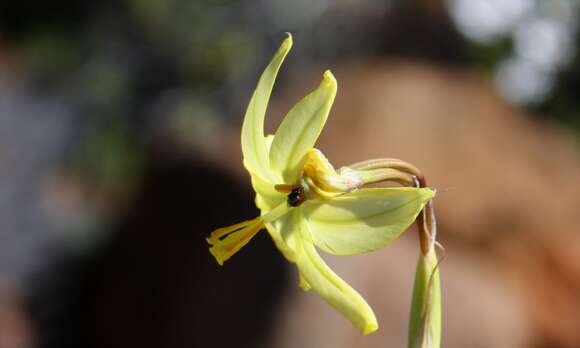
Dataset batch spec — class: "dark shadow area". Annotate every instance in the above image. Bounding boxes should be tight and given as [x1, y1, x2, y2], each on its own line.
[26, 149, 290, 348]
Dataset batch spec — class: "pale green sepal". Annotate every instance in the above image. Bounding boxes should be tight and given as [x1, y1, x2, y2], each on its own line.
[408, 249, 441, 348]
[296, 216, 378, 335]
[298, 273, 312, 291]
[302, 187, 434, 255]
[252, 174, 285, 211]
[242, 34, 292, 183]
[265, 208, 299, 262]
[269, 70, 337, 183]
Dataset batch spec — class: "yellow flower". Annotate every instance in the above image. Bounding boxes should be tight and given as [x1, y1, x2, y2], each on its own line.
[207, 33, 434, 335]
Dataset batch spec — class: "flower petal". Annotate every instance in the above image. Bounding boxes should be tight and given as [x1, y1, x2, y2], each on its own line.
[302, 187, 434, 255]
[296, 218, 378, 335]
[251, 134, 285, 211]
[269, 70, 337, 183]
[298, 273, 312, 291]
[242, 34, 292, 183]
[252, 174, 285, 211]
[265, 208, 299, 262]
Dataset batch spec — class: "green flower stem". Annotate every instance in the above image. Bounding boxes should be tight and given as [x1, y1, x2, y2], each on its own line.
[416, 200, 436, 255]
[410, 183, 441, 348]
[408, 246, 441, 348]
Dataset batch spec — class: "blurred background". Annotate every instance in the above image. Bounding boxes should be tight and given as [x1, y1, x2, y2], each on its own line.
[1, 0, 580, 347]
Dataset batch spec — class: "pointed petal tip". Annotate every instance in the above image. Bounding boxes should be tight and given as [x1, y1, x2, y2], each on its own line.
[362, 321, 379, 336]
[298, 273, 312, 291]
[322, 70, 337, 87]
[423, 187, 436, 200]
[281, 32, 293, 50]
[241, 31, 292, 181]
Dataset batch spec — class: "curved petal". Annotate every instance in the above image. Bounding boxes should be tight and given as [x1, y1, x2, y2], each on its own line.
[252, 134, 285, 211]
[269, 70, 337, 184]
[242, 34, 292, 183]
[296, 217, 378, 335]
[298, 273, 312, 291]
[265, 208, 300, 262]
[301, 187, 434, 255]
[252, 174, 285, 211]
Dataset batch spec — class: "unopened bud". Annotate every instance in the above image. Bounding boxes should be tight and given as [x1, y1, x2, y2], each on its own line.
[408, 248, 441, 348]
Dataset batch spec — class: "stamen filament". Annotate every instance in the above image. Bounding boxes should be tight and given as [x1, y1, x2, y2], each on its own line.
[417, 200, 437, 254]
[274, 184, 295, 193]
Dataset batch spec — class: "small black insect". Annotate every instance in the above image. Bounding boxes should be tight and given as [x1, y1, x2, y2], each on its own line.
[287, 186, 305, 207]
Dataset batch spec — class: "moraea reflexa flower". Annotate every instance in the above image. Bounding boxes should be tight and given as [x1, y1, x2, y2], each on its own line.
[206, 33, 434, 335]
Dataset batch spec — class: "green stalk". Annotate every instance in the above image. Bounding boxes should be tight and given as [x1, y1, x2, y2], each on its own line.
[408, 248, 441, 348]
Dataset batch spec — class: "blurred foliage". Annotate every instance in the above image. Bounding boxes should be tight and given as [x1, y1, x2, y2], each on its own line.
[74, 121, 144, 194]
[446, 0, 580, 134]
[0, 0, 579, 186]
[467, 38, 514, 72]
[533, 48, 580, 132]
